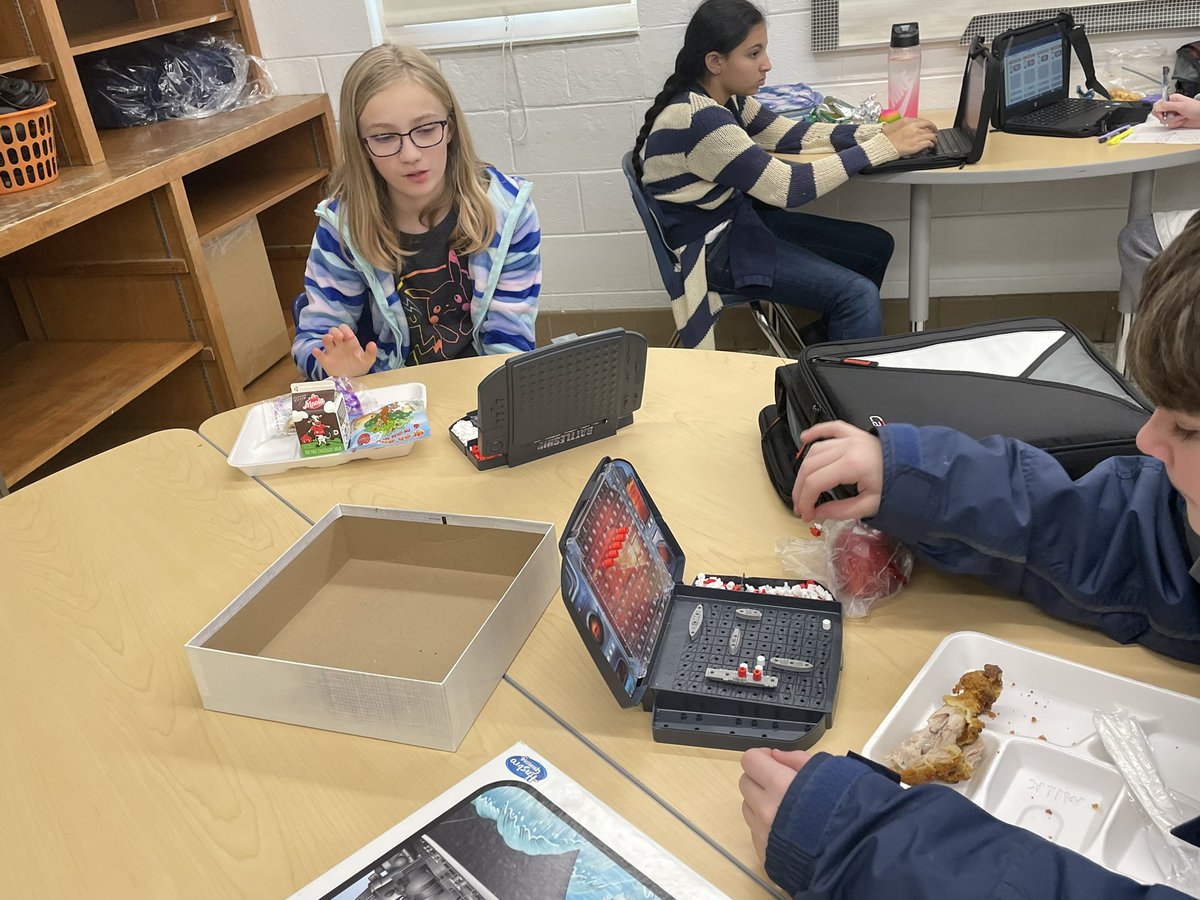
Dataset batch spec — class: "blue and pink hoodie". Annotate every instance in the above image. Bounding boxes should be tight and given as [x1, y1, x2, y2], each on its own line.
[293, 166, 540, 378]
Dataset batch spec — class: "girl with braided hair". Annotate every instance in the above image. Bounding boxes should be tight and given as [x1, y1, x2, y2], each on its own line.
[633, 0, 935, 348]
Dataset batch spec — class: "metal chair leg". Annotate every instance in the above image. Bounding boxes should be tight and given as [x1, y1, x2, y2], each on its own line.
[749, 301, 791, 358]
[768, 302, 806, 350]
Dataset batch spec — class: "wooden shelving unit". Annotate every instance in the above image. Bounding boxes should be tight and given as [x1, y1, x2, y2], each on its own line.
[0, 0, 333, 490]
[191, 166, 328, 242]
[0, 341, 202, 484]
[0, 55, 44, 75]
[68, 11, 237, 56]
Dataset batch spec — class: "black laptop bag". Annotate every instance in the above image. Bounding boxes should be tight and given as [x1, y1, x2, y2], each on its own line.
[759, 317, 1153, 506]
[990, 13, 1137, 138]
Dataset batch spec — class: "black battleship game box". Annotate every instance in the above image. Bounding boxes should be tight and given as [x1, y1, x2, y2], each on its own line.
[560, 458, 844, 751]
[449, 329, 647, 470]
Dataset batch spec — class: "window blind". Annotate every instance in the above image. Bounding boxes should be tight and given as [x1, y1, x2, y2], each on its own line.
[385, 0, 625, 28]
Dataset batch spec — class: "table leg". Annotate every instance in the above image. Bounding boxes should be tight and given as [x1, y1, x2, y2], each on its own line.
[908, 183, 933, 332]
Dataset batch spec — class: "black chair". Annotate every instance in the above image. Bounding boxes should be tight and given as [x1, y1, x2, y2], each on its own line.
[620, 151, 804, 357]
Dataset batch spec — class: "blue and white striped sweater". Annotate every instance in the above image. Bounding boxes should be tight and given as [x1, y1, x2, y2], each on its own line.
[293, 167, 540, 378]
[641, 89, 898, 348]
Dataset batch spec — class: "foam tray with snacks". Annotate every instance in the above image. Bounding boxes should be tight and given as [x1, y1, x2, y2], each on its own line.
[862, 632, 1200, 887]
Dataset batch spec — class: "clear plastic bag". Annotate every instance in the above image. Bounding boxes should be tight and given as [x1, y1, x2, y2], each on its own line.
[776, 519, 913, 618]
[1103, 42, 1173, 100]
[1095, 709, 1200, 895]
[78, 32, 276, 129]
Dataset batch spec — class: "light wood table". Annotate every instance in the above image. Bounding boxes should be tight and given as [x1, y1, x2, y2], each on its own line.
[0, 428, 767, 898]
[777, 108, 1200, 365]
[200, 348, 1200, 880]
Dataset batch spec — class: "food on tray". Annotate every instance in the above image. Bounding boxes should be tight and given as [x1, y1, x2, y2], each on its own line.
[885, 664, 1003, 785]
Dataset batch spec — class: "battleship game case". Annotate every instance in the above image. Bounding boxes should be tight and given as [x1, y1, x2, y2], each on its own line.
[560, 457, 844, 751]
[449, 329, 648, 469]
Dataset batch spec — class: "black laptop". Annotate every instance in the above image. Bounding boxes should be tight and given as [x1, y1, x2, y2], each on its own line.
[863, 37, 998, 174]
[993, 18, 1120, 137]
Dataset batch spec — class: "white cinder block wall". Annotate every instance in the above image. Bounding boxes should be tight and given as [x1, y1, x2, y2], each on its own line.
[249, 0, 1200, 312]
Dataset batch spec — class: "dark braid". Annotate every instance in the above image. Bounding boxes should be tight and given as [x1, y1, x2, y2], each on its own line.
[631, 0, 765, 183]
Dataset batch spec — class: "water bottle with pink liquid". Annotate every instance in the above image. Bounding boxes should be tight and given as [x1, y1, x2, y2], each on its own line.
[888, 22, 921, 119]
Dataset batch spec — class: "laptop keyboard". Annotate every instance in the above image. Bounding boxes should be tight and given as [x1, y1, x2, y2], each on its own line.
[909, 129, 972, 159]
[1012, 98, 1102, 126]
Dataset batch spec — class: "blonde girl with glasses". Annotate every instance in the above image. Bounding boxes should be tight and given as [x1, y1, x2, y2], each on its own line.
[293, 43, 540, 377]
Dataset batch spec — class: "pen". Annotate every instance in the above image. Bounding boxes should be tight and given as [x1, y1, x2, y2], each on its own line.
[1106, 127, 1137, 146]
[1097, 124, 1134, 143]
[1163, 65, 1171, 104]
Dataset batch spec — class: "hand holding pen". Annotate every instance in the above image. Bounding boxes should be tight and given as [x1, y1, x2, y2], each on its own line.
[1153, 94, 1200, 129]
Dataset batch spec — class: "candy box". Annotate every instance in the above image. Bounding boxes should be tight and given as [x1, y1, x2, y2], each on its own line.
[291, 379, 350, 458]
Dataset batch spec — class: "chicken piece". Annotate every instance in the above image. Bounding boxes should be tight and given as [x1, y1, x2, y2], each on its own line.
[885, 664, 1003, 785]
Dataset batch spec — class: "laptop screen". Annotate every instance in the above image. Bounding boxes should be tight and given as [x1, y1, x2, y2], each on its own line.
[962, 51, 987, 137]
[1003, 25, 1066, 110]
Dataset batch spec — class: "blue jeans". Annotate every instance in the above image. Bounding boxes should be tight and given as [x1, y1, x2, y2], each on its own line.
[705, 208, 892, 341]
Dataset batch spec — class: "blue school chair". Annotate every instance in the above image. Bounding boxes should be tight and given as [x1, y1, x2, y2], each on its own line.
[620, 151, 804, 358]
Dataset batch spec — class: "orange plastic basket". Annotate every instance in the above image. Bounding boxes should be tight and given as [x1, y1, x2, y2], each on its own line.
[0, 100, 59, 195]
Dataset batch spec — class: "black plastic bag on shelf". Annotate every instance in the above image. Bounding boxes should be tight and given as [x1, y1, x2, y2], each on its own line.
[78, 31, 276, 129]
[0, 75, 50, 115]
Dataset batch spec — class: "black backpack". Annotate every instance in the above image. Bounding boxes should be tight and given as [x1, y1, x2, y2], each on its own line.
[759, 318, 1152, 507]
[1173, 41, 1200, 98]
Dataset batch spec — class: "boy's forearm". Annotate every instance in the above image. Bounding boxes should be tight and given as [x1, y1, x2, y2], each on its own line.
[768, 754, 1190, 899]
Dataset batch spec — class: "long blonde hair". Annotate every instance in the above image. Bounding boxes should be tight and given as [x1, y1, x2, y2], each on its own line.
[329, 43, 493, 271]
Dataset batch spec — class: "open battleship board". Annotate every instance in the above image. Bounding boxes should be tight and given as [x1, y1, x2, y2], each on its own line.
[560, 457, 844, 751]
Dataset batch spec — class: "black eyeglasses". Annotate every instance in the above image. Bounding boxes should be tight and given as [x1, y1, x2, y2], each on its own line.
[361, 120, 449, 157]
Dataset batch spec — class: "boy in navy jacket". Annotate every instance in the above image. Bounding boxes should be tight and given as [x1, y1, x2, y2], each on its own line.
[740, 220, 1200, 898]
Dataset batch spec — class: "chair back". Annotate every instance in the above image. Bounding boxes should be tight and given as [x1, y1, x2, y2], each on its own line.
[291, 291, 307, 328]
[621, 151, 679, 291]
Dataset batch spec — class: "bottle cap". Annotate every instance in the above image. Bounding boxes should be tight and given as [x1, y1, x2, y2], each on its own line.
[890, 22, 920, 48]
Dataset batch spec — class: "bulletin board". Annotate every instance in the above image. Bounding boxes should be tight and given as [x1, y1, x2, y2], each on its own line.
[812, 0, 1200, 51]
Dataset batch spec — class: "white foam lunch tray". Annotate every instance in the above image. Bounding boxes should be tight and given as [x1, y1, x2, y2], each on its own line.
[227, 382, 427, 476]
[862, 632, 1199, 887]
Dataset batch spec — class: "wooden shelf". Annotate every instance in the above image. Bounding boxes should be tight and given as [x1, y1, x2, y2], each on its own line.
[0, 340, 201, 485]
[68, 11, 236, 56]
[0, 55, 43, 75]
[191, 166, 329, 242]
[0, 95, 328, 257]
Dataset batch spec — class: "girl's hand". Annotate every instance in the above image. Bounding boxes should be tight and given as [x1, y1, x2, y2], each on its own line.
[740, 748, 813, 865]
[1153, 94, 1200, 128]
[311, 324, 378, 377]
[882, 117, 938, 156]
[882, 116, 936, 137]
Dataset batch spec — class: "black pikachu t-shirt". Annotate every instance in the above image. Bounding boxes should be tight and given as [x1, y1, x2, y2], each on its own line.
[397, 207, 478, 364]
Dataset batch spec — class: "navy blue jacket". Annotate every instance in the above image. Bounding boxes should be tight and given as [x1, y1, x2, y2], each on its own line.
[764, 426, 1199, 899]
[767, 754, 1192, 899]
[871, 424, 1200, 664]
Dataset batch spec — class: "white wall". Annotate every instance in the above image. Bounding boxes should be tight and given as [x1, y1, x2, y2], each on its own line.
[248, 0, 1200, 312]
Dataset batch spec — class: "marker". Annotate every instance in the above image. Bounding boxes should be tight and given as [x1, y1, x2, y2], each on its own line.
[1106, 127, 1137, 147]
[1097, 124, 1134, 143]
